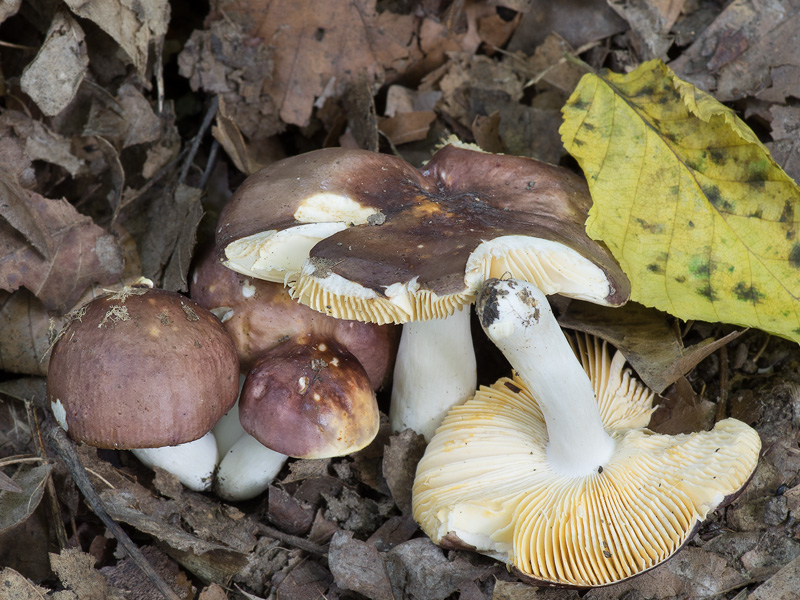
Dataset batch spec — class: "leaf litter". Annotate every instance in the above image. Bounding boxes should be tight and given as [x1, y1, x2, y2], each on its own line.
[1, 0, 800, 598]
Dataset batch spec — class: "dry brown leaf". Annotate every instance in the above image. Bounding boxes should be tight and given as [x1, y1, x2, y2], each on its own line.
[0, 464, 52, 533]
[382, 429, 426, 515]
[83, 83, 162, 149]
[63, 0, 170, 80]
[648, 376, 716, 435]
[378, 111, 436, 145]
[607, 0, 686, 59]
[0, 567, 51, 599]
[216, 0, 415, 128]
[0, 190, 124, 312]
[671, 0, 800, 101]
[329, 531, 393, 600]
[507, 0, 627, 54]
[178, 18, 281, 142]
[767, 105, 800, 185]
[49, 548, 120, 600]
[0, 0, 20, 24]
[20, 9, 88, 116]
[559, 300, 743, 394]
[0, 170, 52, 258]
[24, 120, 84, 177]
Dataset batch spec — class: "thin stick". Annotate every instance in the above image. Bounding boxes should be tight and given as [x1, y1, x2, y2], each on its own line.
[178, 96, 219, 186]
[715, 344, 729, 423]
[256, 522, 329, 556]
[27, 402, 70, 550]
[44, 421, 182, 600]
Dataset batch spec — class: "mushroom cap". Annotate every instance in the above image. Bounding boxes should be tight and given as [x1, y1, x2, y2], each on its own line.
[217, 144, 630, 325]
[412, 334, 761, 588]
[47, 287, 240, 449]
[238, 334, 379, 459]
[190, 245, 398, 388]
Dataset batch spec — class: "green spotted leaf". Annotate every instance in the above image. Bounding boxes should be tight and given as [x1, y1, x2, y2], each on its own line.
[561, 59, 800, 343]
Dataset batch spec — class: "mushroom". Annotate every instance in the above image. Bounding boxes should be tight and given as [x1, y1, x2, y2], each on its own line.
[412, 278, 761, 588]
[216, 142, 629, 440]
[46, 283, 240, 491]
[212, 336, 379, 501]
[190, 244, 398, 388]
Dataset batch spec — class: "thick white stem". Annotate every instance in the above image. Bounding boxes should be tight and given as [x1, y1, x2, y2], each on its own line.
[214, 433, 287, 501]
[390, 307, 477, 441]
[131, 432, 219, 492]
[477, 279, 615, 476]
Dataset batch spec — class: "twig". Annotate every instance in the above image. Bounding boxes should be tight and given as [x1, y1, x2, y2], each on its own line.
[198, 139, 220, 191]
[715, 344, 729, 423]
[257, 522, 329, 557]
[44, 421, 182, 600]
[178, 96, 219, 186]
[27, 402, 70, 550]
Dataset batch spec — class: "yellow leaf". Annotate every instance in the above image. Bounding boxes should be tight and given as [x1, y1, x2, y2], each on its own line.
[560, 59, 800, 343]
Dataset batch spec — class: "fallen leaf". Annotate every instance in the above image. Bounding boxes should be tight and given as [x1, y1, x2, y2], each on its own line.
[670, 0, 800, 101]
[275, 559, 332, 600]
[379, 111, 437, 145]
[101, 545, 195, 600]
[0, 170, 52, 258]
[768, 104, 800, 185]
[607, 0, 686, 60]
[217, 0, 414, 127]
[0, 464, 53, 535]
[382, 429, 426, 515]
[50, 548, 119, 600]
[24, 120, 84, 177]
[748, 553, 800, 600]
[0, 189, 124, 312]
[559, 300, 743, 394]
[20, 9, 88, 116]
[329, 531, 393, 600]
[507, 0, 627, 53]
[63, 0, 170, 80]
[0, 568, 51, 599]
[561, 59, 800, 344]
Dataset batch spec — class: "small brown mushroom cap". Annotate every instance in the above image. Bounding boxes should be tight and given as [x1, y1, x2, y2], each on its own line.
[47, 287, 239, 449]
[190, 245, 399, 388]
[412, 335, 761, 588]
[238, 335, 379, 459]
[217, 143, 629, 325]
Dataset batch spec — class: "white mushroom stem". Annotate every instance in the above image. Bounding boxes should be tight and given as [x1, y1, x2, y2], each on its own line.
[477, 278, 615, 477]
[215, 433, 288, 502]
[131, 432, 219, 492]
[212, 398, 287, 502]
[390, 307, 477, 441]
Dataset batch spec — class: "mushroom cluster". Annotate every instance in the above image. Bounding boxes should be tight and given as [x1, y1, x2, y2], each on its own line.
[189, 246, 399, 500]
[215, 141, 630, 439]
[412, 278, 761, 588]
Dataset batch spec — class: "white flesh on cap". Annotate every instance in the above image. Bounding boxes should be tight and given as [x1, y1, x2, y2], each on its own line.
[224, 223, 347, 283]
[390, 307, 477, 441]
[465, 236, 612, 305]
[131, 432, 219, 492]
[413, 278, 761, 587]
[215, 433, 288, 502]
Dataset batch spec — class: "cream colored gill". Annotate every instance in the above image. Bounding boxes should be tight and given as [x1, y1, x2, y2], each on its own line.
[224, 222, 347, 282]
[293, 192, 382, 224]
[464, 236, 611, 304]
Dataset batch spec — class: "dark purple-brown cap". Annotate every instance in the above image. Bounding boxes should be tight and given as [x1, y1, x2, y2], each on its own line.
[217, 143, 630, 325]
[190, 245, 399, 388]
[47, 286, 239, 449]
[238, 334, 379, 458]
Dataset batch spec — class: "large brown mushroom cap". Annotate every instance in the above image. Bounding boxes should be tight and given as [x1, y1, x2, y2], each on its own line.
[217, 143, 630, 325]
[190, 245, 399, 387]
[238, 335, 379, 459]
[47, 287, 239, 449]
[412, 335, 761, 588]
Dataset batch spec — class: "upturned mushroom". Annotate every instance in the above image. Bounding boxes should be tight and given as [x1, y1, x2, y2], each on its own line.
[46, 283, 240, 491]
[216, 142, 629, 439]
[412, 278, 761, 587]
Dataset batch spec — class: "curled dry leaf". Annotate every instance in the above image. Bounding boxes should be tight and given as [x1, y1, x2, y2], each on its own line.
[0, 464, 53, 535]
[63, 0, 170, 80]
[0, 190, 124, 312]
[20, 9, 88, 117]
